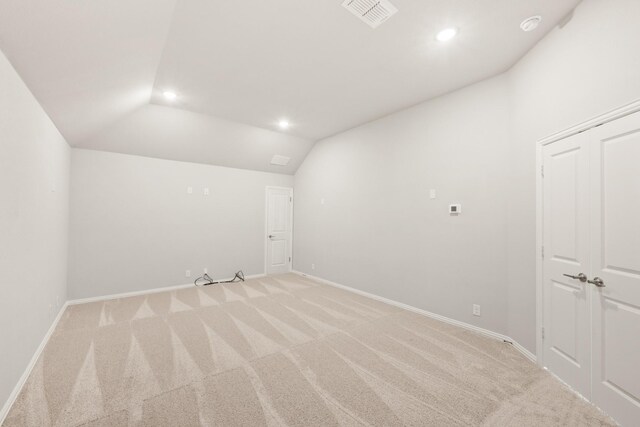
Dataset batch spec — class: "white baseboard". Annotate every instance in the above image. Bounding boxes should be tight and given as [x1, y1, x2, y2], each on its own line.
[68, 273, 266, 306]
[0, 301, 69, 425]
[511, 340, 537, 364]
[293, 271, 537, 364]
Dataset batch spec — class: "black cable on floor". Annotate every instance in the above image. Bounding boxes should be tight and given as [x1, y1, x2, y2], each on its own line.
[194, 270, 245, 287]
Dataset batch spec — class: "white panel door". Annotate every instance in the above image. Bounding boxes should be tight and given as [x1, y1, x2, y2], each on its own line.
[542, 132, 592, 398]
[266, 187, 292, 275]
[590, 113, 640, 426]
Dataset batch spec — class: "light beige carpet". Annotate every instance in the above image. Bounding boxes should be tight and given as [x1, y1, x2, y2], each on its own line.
[3, 273, 614, 427]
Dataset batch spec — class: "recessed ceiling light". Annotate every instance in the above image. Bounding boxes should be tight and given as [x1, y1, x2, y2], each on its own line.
[520, 15, 542, 32]
[278, 120, 290, 130]
[163, 91, 177, 101]
[436, 27, 458, 42]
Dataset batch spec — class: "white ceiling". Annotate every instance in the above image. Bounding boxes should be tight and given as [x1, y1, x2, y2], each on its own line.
[77, 104, 314, 175]
[0, 0, 177, 144]
[0, 0, 581, 173]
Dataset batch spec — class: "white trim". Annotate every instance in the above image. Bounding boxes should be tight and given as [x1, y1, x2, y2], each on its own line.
[535, 138, 544, 367]
[538, 98, 640, 146]
[68, 282, 192, 305]
[512, 340, 537, 364]
[68, 273, 266, 306]
[535, 99, 640, 369]
[0, 302, 69, 425]
[292, 271, 537, 364]
[264, 186, 294, 275]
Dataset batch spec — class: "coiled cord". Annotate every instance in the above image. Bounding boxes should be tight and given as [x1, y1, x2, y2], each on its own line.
[194, 270, 245, 287]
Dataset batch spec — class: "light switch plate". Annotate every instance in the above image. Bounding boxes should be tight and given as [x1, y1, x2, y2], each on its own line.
[473, 304, 481, 316]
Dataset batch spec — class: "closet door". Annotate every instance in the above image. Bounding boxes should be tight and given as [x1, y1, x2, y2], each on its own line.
[542, 131, 592, 398]
[590, 112, 640, 426]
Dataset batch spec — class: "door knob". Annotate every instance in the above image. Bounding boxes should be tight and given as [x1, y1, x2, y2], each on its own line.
[268, 235, 274, 239]
[588, 277, 605, 287]
[563, 273, 587, 283]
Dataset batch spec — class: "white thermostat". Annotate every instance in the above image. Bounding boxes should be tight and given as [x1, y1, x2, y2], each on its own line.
[449, 204, 462, 214]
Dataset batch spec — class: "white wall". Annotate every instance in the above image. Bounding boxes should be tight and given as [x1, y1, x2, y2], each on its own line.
[506, 0, 640, 352]
[294, 0, 640, 355]
[0, 50, 69, 413]
[1, 9, 637, 418]
[68, 149, 293, 299]
[294, 75, 511, 335]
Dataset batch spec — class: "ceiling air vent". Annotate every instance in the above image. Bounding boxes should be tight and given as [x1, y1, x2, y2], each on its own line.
[342, 0, 398, 29]
[270, 155, 291, 166]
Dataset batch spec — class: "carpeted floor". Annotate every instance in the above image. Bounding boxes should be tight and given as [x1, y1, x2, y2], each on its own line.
[3, 273, 614, 426]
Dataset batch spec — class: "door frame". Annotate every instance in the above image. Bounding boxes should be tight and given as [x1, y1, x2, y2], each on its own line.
[264, 186, 294, 275]
[535, 98, 640, 367]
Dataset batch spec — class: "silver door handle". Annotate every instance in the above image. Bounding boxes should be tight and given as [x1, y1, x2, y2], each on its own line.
[563, 273, 587, 283]
[588, 277, 605, 287]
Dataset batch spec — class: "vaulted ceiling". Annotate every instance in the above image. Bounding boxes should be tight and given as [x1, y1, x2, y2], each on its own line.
[0, 0, 580, 174]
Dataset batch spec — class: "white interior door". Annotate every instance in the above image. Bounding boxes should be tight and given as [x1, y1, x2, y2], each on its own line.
[265, 187, 292, 275]
[542, 132, 592, 398]
[589, 113, 640, 427]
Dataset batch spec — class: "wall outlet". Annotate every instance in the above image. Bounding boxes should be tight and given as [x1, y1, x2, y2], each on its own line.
[185, 270, 191, 278]
[187, 186, 193, 194]
[473, 304, 481, 316]
[203, 188, 210, 196]
[204, 268, 208, 274]
[311, 263, 315, 270]
[429, 189, 436, 199]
